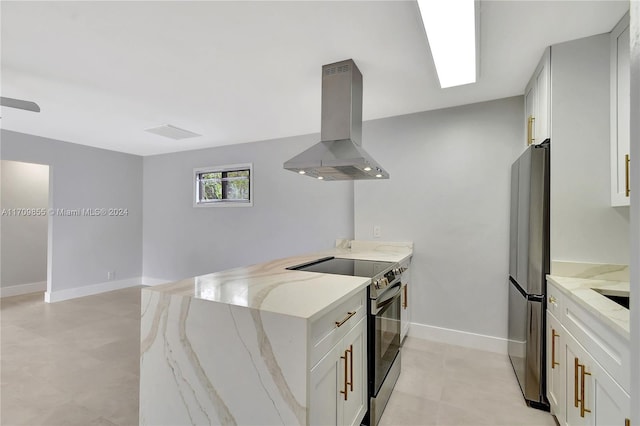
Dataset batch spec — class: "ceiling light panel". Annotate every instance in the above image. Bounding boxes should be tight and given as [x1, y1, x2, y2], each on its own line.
[418, 0, 477, 88]
[145, 124, 201, 140]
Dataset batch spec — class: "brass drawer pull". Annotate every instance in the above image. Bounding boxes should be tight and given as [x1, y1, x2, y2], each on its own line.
[335, 311, 356, 328]
[574, 357, 580, 408]
[549, 295, 557, 305]
[403, 284, 408, 309]
[551, 329, 559, 368]
[527, 115, 535, 145]
[340, 349, 348, 401]
[347, 344, 353, 392]
[580, 363, 591, 417]
[625, 154, 630, 197]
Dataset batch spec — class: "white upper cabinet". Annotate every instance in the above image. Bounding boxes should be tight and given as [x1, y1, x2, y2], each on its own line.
[610, 12, 631, 207]
[524, 47, 551, 146]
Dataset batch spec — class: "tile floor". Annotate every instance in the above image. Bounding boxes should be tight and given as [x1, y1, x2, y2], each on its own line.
[1, 288, 557, 426]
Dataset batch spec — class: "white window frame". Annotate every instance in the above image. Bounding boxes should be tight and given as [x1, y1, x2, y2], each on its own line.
[193, 163, 253, 208]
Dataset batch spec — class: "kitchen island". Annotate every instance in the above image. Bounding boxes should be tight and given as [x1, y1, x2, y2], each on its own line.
[139, 240, 412, 426]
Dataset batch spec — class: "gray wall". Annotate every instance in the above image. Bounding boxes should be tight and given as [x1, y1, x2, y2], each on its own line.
[0, 130, 143, 291]
[1, 160, 49, 287]
[354, 96, 524, 338]
[550, 34, 630, 265]
[142, 134, 354, 281]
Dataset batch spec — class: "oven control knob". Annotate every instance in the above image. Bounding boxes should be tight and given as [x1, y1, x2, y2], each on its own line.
[381, 278, 388, 287]
[373, 280, 380, 289]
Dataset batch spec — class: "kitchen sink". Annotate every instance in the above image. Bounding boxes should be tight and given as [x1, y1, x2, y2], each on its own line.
[592, 288, 630, 309]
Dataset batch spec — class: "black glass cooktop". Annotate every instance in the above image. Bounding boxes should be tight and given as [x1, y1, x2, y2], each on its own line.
[287, 256, 394, 278]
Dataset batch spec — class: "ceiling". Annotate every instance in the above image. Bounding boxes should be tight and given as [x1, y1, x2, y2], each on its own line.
[0, 1, 629, 156]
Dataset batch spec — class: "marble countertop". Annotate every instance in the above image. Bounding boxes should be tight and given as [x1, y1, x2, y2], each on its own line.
[547, 275, 629, 340]
[144, 241, 413, 321]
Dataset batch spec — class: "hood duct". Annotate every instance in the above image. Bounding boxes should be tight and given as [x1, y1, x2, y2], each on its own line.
[284, 59, 389, 181]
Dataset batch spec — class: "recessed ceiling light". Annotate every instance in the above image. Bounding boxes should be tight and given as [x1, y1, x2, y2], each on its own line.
[318, 176, 324, 180]
[145, 124, 201, 140]
[364, 166, 372, 171]
[376, 174, 383, 178]
[417, 0, 477, 88]
[299, 170, 306, 174]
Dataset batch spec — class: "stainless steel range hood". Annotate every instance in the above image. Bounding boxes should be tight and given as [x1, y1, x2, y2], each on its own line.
[284, 59, 389, 181]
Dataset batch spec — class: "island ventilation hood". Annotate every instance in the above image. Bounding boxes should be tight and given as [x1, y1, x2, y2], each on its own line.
[284, 59, 389, 181]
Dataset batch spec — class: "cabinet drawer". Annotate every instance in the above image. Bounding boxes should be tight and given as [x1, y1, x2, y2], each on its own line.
[562, 295, 630, 393]
[310, 291, 366, 368]
[547, 280, 564, 319]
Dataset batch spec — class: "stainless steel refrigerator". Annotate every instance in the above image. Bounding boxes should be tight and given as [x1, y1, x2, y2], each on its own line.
[508, 140, 550, 410]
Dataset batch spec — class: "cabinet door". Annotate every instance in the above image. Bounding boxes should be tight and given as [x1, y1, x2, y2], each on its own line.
[610, 12, 631, 206]
[535, 49, 551, 143]
[524, 80, 536, 146]
[524, 47, 551, 146]
[566, 336, 590, 426]
[309, 344, 342, 426]
[342, 317, 367, 426]
[547, 312, 566, 424]
[565, 333, 630, 426]
[400, 282, 409, 342]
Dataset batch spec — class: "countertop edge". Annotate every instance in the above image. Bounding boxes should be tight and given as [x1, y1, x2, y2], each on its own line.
[144, 244, 412, 321]
[546, 275, 630, 340]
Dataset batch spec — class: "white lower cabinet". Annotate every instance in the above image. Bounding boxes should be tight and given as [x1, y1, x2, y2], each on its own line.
[565, 332, 630, 426]
[400, 263, 412, 342]
[400, 281, 410, 342]
[547, 312, 566, 422]
[546, 281, 630, 426]
[309, 315, 367, 426]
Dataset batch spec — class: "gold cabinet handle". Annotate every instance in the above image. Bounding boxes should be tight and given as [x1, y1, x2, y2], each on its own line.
[403, 284, 408, 309]
[527, 115, 535, 145]
[580, 363, 591, 417]
[574, 357, 580, 408]
[551, 329, 560, 368]
[347, 344, 353, 392]
[340, 349, 348, 401]
[549, 295, 557, 305]
[625, 154, 630, 197]
[335, 311, 356, 328]
[625, 418, 631, 426]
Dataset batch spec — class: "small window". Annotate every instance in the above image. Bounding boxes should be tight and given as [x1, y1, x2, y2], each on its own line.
[194, 163, 252, 207]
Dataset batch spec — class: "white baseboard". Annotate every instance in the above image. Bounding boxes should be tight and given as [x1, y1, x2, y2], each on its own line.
[44, 277, 142, 303]
[408, 321, 509, 354]
[0, 281, 47, 298]
[141, 276, 172, 286]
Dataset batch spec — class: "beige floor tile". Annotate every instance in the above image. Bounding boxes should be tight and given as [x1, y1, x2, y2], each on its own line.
[1, 288, 556, 426]
[379, 390, 440, 426]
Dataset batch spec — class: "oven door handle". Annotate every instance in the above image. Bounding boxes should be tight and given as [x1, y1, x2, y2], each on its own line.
[372, 285, 401, 315]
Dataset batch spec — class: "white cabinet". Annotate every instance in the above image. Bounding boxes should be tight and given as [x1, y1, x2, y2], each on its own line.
[341, 318, 367, 426]
[400, 265, 411, 342]
[565, 332, 630, 426]
[309, 294, 367, 426]
[610, 12, 631, 206]
[546, 281, 631, 426]
[547, 311, 566, 422]
[524, 47, 551, 146]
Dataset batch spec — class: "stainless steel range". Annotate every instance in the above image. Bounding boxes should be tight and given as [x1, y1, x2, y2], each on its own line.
[288, 256, 405, 426]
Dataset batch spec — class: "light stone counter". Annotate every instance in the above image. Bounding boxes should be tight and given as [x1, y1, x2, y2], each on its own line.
[140, 240, 412, 425]
[144, 241, 412, 321]
[547, 275, 630, 340]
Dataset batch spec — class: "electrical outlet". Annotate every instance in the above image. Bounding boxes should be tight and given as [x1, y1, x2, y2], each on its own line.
[373, 225, 381, 238]
[107, 271, 115, 281]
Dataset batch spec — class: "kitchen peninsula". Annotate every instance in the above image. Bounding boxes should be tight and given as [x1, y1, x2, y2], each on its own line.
[139, 240, 413, 426]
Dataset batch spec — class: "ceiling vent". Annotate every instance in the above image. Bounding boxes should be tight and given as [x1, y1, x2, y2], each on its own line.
[145, 124, 201, 140]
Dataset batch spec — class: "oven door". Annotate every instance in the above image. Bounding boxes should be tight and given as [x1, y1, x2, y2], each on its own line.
[371, 285, 401, 394]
